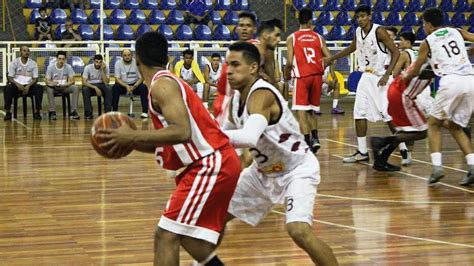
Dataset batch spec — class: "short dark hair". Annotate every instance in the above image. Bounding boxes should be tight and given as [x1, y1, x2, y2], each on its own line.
[238, 11, 257, 26]
[355, 4, 371, 15]
[135, 32, 168, 67]
[422, 7, 443, 27]
[228, 42, 260, 68]
[399, 31, 416, 45]
[298, 8, 313, 24]
[39, 7, 46, 13]
[257, 19, 282, 36]
[211, 53, 221, 58]
[56, 50, 67, 58]
[94, 54, 103, 61]
[386, 26, 398, 35]
[183, 49, 193, 57]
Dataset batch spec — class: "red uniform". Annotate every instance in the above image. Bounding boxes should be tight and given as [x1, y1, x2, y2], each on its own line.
[149, 70, 240, 244]
[387, 63, 431, 132]
[290, 29, 325, 111]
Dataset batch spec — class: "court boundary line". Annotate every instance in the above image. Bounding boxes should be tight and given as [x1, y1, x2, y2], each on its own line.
[318, 193, 474, 204]
[331, 154, 474, 193]
[322, 138, 468, 173]
[271, 210, 474, 249]
[0, 110, 31, 129]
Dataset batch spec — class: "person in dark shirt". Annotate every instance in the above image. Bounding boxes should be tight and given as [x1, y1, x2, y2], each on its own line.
[35, 7, 52, 41]
[60, 18, 82, 47]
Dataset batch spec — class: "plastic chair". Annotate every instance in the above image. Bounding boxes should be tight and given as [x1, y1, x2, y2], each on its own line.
[148, 9, 166, 24]
[358, 0, 372, 7]
[293, 0, 306, 11]
[317, 11, 335, 25]
[327, 25, 346, 40]
[109, 9, 127, 25]
[371, 11, 385, 25]
[160, 0, 177, 10]
[223, 11, 239, 25]
[308, 0, 323, 11]
[400, 25, 414, 33]
[469, 13, 474, 26]
[68, 56, 85, 74]
[71, 9, 88, 24]
[142, 0, 158, 9]
[442, 12, 451, 25]
[451, 12, 467, 28]
[194, 24, 212, 40]
[213, 24, 231, 40]
[440, 0, 454, 12]
[78, 24, 94, 40]
[402, 12, 419, 26]
[175, 24, 193, 40]
[415, 26, 426, 39]
[423, 0, 437, 9]
[123, 0, 140, 9]
[167, 9, 184, 24]
[157, 24, 174, 40]
[105, 0, 121, 9]
[54, 24, 66, 39]
[25, 0, 42, 8]
[386, 11, 402, 26]
[215, 0, 232, 10]
[210, 11, 223, 25]
[95, 24, 114, 40]
[128, 9, 147, 24]
[324, 0, 341, 11]
[469, 26, 474, 33]
[344, 25, 356, 40]
[136, 24, 152, 37]
[50, 8, 67, 24]
[13, 95, 36, 119]
[89, 9, 106, 24]
[29, 8, 40, 24]
[314, 25, 328, 36]
[89, 0, 100, 8]
[373, 0, 390, 11]
[116, 24, 135, 40]
[233, 0, 249, 10]
[454, 0, 471, 12]
[391, 0, 406, 12]
[406, 0, 422, 12]
[341, 0, 357, 11]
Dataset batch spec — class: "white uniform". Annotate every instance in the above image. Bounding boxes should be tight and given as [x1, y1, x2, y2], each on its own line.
[354, 24, 393, 122]
[180, 65, 195, 81]
[227, 79, 320, 226]
[206, 61, 222, 95]
[426, 28, 474, 127]
[404, 48, 434, 115]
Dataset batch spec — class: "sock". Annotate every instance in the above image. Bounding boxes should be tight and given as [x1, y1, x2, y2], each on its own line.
[314, 106, 320, 112]
[357, 137, 367, 154]
[398, 142, 408, 151]
[431, 152, 442, 166]
[304, 134, 311, 147]
[466, 153, 474, 165]
[332, 99, 338, 109]
[197, 253, 223, 266]
[311, 129, 318, 140]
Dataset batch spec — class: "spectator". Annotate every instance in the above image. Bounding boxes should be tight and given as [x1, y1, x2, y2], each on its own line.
[60, 18, 82, 47]
[3, 46, 44, 121]
[174, 49, 205, 100]
[36, 7, 53, 41]
[82, 54, 112, 119]
[112, 49, 149, 118]
[184, 0, 213, 29]
[203, 53, 222, 108]
[45, 50, 80, 120]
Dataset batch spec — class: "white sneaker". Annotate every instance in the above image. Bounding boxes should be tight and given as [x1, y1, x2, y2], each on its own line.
[342, 150, 369, 163]
[400, 149, 412, 166]
[140, 113, 149, 118]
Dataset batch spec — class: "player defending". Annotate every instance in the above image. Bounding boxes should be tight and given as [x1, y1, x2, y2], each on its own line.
[285, 7, 332, 152]
[96, 32, 241, 265]
[324, 5, 402, 169]
[221, 42, 338, 265]
[403, 8, 474, 185]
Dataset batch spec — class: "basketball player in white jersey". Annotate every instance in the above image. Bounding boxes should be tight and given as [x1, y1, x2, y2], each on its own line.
[324, 5, 402, 170]
[403, 7, 474, 186]
[203, 53, 222, 107]
[216, 42, 338, 265]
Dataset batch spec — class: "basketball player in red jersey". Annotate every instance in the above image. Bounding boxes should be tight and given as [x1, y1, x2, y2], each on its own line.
[96, 32, 240, 266]
[285, 7, 332, 153]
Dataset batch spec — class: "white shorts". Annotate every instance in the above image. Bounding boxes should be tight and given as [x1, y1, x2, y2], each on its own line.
[354, 72, 392, 122]
[430, 75, 474, 127]
[415, 86, 434, 116]
[228, 154, 320, 227]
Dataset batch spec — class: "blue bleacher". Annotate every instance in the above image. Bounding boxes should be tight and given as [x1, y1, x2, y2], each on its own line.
[215, 0, 232, 10]
[341, 0, 357, 11]
[195, 24, 212, 40]
[371, 11, 385, 25]
[233, 0, 249, 10]
[335, 11, 352, 26]
[160, 0, 177, 10]
[415, 25, 426, 39]
[105, 0, 121, 9]
[400, 25, 414, 33]
[116, 24, 135, 40]
[68, 56, 85, 74]
[89, 0, 100, 9]
[175, 24, 193, 40]
[148, 9, 166, 24]
[167, 9, 185, 24]
[391, 0, 406, 12]
[423, 0, 437, 9]
[223, 11, 239, 25]
[327, 25, 346, 40]
[29, 8, 40, 24]
[136, 24, 153, 37]
[25, 0, 42, 8]
[440, 0, 454, 12]
[109, 9, 127, 25]
[455, 0, 471, 12]
[317, 11, 335, 25]
[158, 24, 174, 40]
[54, 24, 65, 39]
[50, 8, 67, 24]
[373, 0, 390, 11]
[314, 25, 328, 36]
[78, 24, 94, 40]
[142, 0, 158, 9]
[210, 11, 223, 25]
[89, 10, 106, 24]
[344, 25, 356, 40]
[406, 0, 422, 12]
[128, 9, 147, 24]
[95, 25, 114, 40]
[402, 12, 419, 26]
[71, 9, 88, 24]
[386, 11, 402, 26]
[123, 0, 140, 9]
[292, 0, 306, 11]
[213, 24, 231, 40]
[308, 0, 323, 11]
[451, 12, 468, 28]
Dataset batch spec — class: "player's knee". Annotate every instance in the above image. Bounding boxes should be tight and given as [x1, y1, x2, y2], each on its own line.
[154, 227, 178, 245]
[287, 222, 313, 244]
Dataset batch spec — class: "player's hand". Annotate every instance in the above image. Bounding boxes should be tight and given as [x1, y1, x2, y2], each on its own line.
[96, 123, 135, 157]
[94, 87, 102, 97]
[377, 74, 389, 87]
[126, 85, 133, 94]
[323, 57, 333, 66]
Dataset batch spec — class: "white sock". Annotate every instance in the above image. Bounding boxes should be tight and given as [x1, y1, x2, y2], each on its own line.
[399, 142, 408, 151]
[314, 106, 320, 111]
[357, 137, 367, 154]
[332, 99, 338, 109]
[200, 252, 217, 265]
[466, 153, 474, 165]
[431, 152, 442, 166]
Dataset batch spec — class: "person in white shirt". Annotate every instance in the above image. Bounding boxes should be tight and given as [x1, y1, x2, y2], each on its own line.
[82, 54, 112, 119]
[203, 53, 222, 108]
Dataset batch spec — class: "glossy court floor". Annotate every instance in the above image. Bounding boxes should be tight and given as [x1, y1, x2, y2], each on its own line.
[1, 101, 473, 265]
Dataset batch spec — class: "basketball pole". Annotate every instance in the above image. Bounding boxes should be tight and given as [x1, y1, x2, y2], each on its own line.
[2, 0, 5, 32]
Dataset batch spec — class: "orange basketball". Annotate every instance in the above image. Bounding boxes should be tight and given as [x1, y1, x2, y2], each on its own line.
[90, 112, 137, 159]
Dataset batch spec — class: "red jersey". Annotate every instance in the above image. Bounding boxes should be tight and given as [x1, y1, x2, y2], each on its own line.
[149, 70, 231, 170]
[291, 29, 324, 78]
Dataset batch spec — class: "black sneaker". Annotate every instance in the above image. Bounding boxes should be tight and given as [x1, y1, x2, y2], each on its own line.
[70, 111, 80, 120]
[310, 137, 320, 153]
[49, 111, 57, 120]
[4, 112, 12, 121]
[373, 161, 401, 172]
[85, 115, 94, 120]
[460, 171, 474, 186]
[33, 112, 42, 120]
[370, 136, 388, 163]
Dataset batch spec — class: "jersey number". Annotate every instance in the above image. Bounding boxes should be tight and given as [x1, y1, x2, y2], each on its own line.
[249, 147, 268, 164]
[287, 197, 294, 212]
[303, 47, 316, 64]
[365, 55, 370, 66]
[442, 40, 460, 58]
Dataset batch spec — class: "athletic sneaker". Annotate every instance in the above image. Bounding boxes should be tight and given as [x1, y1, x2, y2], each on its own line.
[400, 149, 412, 166]
[373, 161, 401, 172]
[310, 137, 321, 153]
[331, 107, 345, 114]
[140, 112, 149, 118]
[343, 150, 369, 163]
[428, 166, 445, 184]
[313, 110, 322, 115]
[459, 166, 474, 186]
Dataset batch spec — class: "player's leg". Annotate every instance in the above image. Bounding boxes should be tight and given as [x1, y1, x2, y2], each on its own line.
[111, 83, 126, 112]
[203, 83, 211, 106]
[308, 75, 323, 153]
[154, 227, 180, 265]
[292, 77, 313, 148]
[329, 80, 344, 114]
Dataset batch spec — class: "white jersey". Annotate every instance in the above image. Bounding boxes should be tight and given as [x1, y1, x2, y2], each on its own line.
[206, 62, 222, 84]
[425, 28, 472, 76]
[230, 79, 311, 177]
[180, 65, 195, 81]
[405, 48, 418, 64]
[356, 24, 389, 76]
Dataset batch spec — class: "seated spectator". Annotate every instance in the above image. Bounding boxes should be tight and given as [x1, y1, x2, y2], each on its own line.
[112, 49, 149, 118]
[203, 53, 223, 108]
[36, 7, 52, 41]
[3, 46, 43, 121]
[45, 50, 80, 120]
[184, 0, 213, 29]
[60, 18, 82, 47]
[174, 49, 205, 101]
[82, 54, 112, 119]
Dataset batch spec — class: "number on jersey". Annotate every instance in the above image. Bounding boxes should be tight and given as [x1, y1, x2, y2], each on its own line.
[303, 47, 316, 64]
[442, 40, 460, 58]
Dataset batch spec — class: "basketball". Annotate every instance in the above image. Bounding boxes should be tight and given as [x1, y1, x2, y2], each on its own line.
[90, 112, 137, 159]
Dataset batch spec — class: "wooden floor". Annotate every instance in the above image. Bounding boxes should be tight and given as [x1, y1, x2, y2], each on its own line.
[1, 102, 473, 265]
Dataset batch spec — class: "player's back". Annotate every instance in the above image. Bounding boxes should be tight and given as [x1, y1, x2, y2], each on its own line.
[230, 79, 311, 177]
[149, 70, 230, 170]
[356, 24, 389, 76]
[291, 29, 324, 78]
[425, 28, 473, 77]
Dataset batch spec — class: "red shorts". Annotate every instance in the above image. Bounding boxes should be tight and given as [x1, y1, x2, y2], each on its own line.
[158, 147, 240, 244]
[387, 78, 428, 132]
[292, 74, 323, 111]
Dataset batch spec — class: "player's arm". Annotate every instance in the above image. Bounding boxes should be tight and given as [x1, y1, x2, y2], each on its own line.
[324, 35, 356, 65]
[321, 37, 338, 83]
[403, 40, 429, 81]
[378, 27, 400, 85]
[392, 51, 410, 77]
[459, 28, 474, 42]
[284, 35, 294, 81]
[263, 49, 276, 85]
[224, 89, 275, 148]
